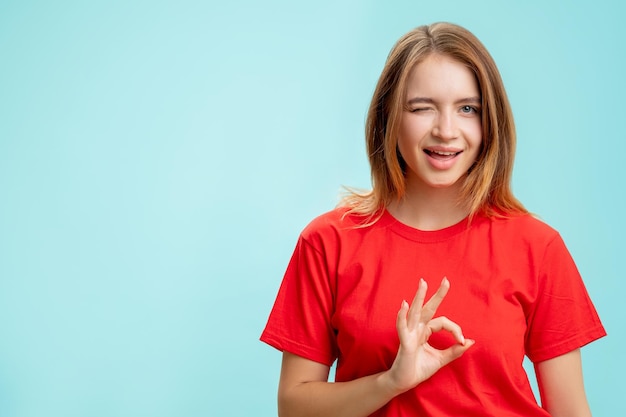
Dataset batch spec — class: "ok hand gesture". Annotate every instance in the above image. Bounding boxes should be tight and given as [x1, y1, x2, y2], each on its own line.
[384, 277, 474, 394]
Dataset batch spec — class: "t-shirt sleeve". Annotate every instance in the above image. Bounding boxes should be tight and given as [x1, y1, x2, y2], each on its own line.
[525, 233, 606, 363]
[260, 234, 337, 366]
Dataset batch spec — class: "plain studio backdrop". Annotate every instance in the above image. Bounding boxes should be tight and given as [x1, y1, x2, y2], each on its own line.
[0, 0, 623, 416]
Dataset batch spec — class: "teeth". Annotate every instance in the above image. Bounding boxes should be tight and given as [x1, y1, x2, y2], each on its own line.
[431, 150, 457, 156]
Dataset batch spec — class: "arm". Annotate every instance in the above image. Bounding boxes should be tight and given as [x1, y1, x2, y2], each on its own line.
[534, 349, 592, 417]
[278, 352, 398, 417]
[277, 278, 474, 417]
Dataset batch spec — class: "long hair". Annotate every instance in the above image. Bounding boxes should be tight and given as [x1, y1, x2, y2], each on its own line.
[342, 22, 527, 221]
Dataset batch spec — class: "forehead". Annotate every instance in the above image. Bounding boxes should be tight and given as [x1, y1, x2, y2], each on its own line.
[404, 54, 479, 99]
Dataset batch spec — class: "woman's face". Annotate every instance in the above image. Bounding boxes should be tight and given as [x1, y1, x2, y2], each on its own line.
[397, 53, 482, 194]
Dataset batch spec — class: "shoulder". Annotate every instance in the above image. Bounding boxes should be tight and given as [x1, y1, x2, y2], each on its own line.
[477, 213, 562, 245]
[297, 206, 380, 248]
[475, 214, 578, 274]
[490, 213, 557, 232]
[301, 207, 365, 237]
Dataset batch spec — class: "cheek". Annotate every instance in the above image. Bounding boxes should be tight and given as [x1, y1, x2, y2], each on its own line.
[465, 121, 483, 150]
[471, 132, 483, 164]
[472, 132, 483, 150]
[398, 117, 429, 144]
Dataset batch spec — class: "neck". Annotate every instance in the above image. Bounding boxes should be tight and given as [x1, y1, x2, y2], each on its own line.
[387, 181, 469, 231]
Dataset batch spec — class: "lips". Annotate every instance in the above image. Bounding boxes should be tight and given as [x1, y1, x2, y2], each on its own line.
[424, 149, 462, 160]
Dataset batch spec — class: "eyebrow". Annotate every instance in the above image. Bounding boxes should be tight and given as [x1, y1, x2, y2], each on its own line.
[407, 96, 481, 105]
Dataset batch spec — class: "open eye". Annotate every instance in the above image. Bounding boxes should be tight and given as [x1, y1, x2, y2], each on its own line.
[460, 105, 479, 114]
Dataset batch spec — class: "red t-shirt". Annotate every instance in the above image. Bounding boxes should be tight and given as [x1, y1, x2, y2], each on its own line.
[261, 208, 606, 416]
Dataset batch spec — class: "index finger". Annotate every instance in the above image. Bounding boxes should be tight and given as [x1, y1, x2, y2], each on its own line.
[420, 277, 450, 323]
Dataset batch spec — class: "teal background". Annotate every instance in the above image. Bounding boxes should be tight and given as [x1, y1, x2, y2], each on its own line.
[0, 0, 623, 416]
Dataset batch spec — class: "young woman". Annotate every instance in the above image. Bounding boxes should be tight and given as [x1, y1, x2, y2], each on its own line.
[261, 22, 606, 417]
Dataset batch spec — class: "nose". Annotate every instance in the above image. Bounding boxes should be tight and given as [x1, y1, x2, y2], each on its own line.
[432, 111, 459, 141]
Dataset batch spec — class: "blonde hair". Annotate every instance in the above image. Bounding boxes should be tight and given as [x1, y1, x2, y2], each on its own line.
[343, 22, 526, 221]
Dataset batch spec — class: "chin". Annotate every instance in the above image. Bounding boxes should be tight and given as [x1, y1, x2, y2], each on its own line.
[424, 177, 464, 189]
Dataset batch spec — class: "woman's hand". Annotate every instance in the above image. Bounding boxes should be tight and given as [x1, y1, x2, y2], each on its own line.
[277, 278, 473, 417]
[383, 277, 474, 394]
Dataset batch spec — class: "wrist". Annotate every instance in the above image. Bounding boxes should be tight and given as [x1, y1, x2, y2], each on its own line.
[377, 370, 409, 399]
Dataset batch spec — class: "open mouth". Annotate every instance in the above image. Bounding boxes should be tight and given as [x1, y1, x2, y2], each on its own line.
[424, 149, 462, 160]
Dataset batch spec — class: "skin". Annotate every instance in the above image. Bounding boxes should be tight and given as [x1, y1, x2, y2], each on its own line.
[278, 279, 473, 417]
[389, 53, 483, 231]
[277, 53, 593, 416]
[535, 349, 592, 417]
[398, 54, 483, 192]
